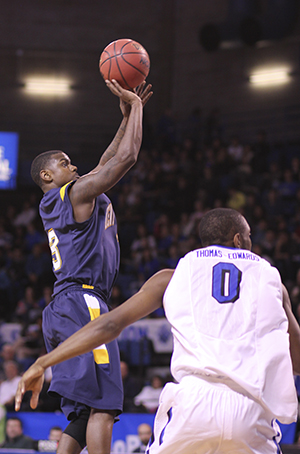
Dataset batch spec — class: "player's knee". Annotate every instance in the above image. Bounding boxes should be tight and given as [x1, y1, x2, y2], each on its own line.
[63, 409, 90, 449]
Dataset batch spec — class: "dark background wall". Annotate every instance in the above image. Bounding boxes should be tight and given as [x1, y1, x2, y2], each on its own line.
[0, 0, 299, 184]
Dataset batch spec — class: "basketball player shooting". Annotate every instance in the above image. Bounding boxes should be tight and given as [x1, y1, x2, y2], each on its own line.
[27, 78, 152, 454]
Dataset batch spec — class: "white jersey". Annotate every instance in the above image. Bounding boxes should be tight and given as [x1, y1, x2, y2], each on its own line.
[163, 245, 297, 424]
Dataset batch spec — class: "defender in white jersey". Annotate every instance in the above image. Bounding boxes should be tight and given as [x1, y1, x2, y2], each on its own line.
[15, 209, 300, 454]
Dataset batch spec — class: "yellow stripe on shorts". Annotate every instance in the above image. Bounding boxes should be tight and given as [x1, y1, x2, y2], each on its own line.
[83, 293, 109, 364]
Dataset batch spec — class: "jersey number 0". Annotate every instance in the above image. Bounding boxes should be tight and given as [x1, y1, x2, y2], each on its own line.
[212, 262, 242, 304]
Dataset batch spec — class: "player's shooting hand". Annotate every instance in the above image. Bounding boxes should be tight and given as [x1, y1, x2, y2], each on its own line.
[15, 363, 45, 411]
[106, 79, 141, 106]
[119, 81, 153, 117]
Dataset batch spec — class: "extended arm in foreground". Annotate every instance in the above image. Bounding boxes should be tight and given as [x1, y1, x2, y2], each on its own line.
[15, 269, 174, 411]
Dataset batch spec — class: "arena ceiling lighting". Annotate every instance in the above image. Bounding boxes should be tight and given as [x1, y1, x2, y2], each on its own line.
[249, 68, 290, 86]
[24, 78, 72, 95]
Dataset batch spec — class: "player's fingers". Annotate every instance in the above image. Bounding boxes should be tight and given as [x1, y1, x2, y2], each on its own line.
[142, 91, 153, 106]
[30, 391, 39, 410]
[140, 84, 152, 101]
[135, 81, 146, 96]
[138, 82, 152, 100]
[15, 382, 25, 411]
[105, 80, 122, 96]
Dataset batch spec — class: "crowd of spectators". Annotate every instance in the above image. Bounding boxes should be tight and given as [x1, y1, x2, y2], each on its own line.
[0, 109, 300, 417]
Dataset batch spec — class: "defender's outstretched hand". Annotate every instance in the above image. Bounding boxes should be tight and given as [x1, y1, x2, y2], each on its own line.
[15, 362, 45, 411]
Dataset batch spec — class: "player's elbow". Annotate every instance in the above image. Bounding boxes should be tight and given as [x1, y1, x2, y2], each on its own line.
[116, 148, 138, 170]
[98, 319, 122, 342]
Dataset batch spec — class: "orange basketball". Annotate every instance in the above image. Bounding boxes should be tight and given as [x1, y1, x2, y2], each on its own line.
[99, 39, 150, 90]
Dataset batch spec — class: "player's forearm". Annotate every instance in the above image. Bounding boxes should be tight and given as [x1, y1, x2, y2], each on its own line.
[114, 99, 143, 166]
[97, 99, 142, 169]
[35, 314, 116, 370]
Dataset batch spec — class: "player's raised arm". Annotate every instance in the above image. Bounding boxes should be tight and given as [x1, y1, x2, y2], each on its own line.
[282, 284, 300, 375]
[15, 269, 173, 411]
[97, 81, 152, 169]
[69, 80, 152, 223]
[71, 80, 151, 200]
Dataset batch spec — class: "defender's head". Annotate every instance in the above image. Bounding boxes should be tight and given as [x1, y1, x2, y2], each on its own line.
[199, 208, 252, 251]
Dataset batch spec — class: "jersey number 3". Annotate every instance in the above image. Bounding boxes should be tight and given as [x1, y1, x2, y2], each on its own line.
[212, 262, 242, 304]
[48, 228, 62, 271]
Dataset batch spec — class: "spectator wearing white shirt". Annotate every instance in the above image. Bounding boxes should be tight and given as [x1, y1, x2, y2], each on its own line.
[134, 375, 164, 413]
[0, 360, 21, 411]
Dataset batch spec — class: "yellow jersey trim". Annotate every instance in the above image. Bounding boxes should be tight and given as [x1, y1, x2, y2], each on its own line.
[60, 181, 73, 202]
[82, 284, 94, 289]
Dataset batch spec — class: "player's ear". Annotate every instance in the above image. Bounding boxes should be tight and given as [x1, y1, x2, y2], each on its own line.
[233, 233, 241, 249]
[40, 169, 53, 183]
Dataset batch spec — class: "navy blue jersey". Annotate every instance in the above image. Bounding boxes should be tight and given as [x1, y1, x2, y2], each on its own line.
[39, 180, 120, 299]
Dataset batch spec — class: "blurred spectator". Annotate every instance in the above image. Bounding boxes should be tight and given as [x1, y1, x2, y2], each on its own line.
[0, 344, 16, 381]
[260, 229, 276, 259]
[25, 243, 52, 288]
[274, 230, 294, 281]
[0, 224, 13, 250]
[0, 360, 22, 411]
[15, 285, 41, 324]
[133, 423, 152, 452]
[0, 404, 5, 445]
[182, 199, 205, 238]
[48, 426, 63, 443]
[277, 169, 299, 216]
[6, 247, 28, 307]
[24, 221, 44, 253]
[120, 360, 142, 412]
[262, 189, 282, 224]
[0, 253, 13, 320]
[14, 322, 44, 371]
[38, 284, 53, 309]
[131, 224, 157, 266]
[1, 417, 34, 449]
[227, 136, 244, 163]
[13, 200, 37, 228]
[226, 186, 246, 211]
[108, 285, 124, 310]
[138, 248, 161, 281]
[134, 375, 164, 413]
[164, 243, 181, 269]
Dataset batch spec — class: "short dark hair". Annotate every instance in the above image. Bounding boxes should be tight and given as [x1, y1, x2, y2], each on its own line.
[30, 150, 62, 188]
[6, 417, 23, 428]
[199, 208, 245, 247]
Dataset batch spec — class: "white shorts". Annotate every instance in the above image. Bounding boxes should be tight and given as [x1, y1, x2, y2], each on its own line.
[147, 376, 282, 454]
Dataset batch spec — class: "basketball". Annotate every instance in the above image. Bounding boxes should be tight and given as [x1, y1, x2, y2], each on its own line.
[99, 38, 150, 90]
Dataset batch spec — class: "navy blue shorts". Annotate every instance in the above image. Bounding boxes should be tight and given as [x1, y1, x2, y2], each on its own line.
[42, 287, 123, 420]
